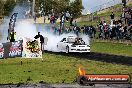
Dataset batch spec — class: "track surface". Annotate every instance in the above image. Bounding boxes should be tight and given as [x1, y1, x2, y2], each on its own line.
[0, 83, 132, 88]
[45, 51, 132, 66]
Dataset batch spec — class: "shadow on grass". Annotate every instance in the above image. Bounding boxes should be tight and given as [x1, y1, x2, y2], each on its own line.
[45, 51, 132, 66]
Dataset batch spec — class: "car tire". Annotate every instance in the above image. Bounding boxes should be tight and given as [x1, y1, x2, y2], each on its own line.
[66, 46, 69, 53]
[77, 76, 87, 86]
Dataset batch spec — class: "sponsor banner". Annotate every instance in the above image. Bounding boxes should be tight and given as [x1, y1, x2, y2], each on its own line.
[77, 74, 130, 84]
[8, 40, 23, 57]
[0, 38, 42, 59]
[0, 43, 4, 59]
[2, 40, 23, 58]
[22, 37, 42, 58]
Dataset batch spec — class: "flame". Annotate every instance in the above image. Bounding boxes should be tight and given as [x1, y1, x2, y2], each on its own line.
[79, 67, 86, 76]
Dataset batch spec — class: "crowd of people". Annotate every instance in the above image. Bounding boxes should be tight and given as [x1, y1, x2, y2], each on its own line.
[39, 5, 131, 42]
[98, 7, 132, 40]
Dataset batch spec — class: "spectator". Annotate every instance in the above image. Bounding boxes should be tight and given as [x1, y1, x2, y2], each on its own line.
[48, 14, 51, 20]
[60, 13, 65, 31]
[74, 20, 77, 27]
[34, 32, 44, 51]
[70, 17, 73, 26]
[34, 15, 36, 23]
[65, 11, 70, 21]
[125, 11, 130, 25]
[76, 26, 81, 36]
[44, 16, 46, 23]
[50, 15, 55, 29]
[98, 21, 104, 38]
[110, 12, 115, 25]
[122, 0, 126, 7]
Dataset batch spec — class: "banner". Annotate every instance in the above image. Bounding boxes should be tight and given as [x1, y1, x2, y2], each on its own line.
[7, 13, 18, 40]
[2, 40, 23, 58]
[22, 37, 42, 58]
[0, 43, 4, 59]
[0, 38, 42, 59]
[8, 40, 23, 57]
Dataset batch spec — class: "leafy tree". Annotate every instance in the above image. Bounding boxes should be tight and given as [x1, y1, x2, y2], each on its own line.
[3, 0, 16, 16]
[22, 0, 84, 18]
[0, 0, 5, 17]
[69, 0, 84, 18]
[35, 0, 70, 15]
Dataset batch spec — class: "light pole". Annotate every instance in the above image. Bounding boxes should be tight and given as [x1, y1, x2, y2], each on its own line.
[52, 0, 54, 15]
[40, 0, 45, 17]
[32, 0, 35, 17]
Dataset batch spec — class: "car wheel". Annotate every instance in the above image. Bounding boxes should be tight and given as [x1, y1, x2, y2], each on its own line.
[77, 76, 87, 86]
[66, 46, 69, 53]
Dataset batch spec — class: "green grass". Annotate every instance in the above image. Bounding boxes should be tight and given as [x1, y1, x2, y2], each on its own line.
[54, 21, 98, 27]
[0, 53, 132, 84]
[0, 41, 132, 84]
[91, 41, 132, 56]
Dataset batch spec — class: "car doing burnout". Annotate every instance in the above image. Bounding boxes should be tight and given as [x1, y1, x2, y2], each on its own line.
[57, 36, 90, 53]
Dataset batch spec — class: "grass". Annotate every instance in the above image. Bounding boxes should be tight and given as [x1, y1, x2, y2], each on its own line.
[94, 3, 132, 17]
[0, 41, 132, 84]
[0, 53, 132, 84]
[91, 41, 132, 57]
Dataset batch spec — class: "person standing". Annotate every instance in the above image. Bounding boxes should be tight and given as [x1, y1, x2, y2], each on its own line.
[60, 13, 65, 33]
[34, 32, 44, 51]
[44, 16, 46, 23]
[34, 15, 36, 23]
[122, 0, 126, 7]
[65, 11, 70, 21]
[110, 12, 115, 25]
[70, 17, 73, 26]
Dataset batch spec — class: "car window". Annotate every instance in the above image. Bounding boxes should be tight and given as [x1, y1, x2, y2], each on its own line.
[60, 38, 66, 42]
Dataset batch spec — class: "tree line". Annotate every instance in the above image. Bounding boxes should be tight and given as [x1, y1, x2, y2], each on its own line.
[0, 0, 84, 18]
[0, 0, 16, 17]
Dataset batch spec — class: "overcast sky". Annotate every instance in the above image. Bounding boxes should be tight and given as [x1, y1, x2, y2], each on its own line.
[81, 0, 122, 14]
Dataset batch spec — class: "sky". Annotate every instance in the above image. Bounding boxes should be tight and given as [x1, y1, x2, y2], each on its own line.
[81, 0, 122, 14]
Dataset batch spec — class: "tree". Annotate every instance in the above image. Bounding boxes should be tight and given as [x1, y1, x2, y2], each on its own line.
[32, 0, 84, 17]
[69, 0, 84, 18]
[34, 0, 70, 15]
[3, 0, 16, 16]
[0, 0, 4, 17]
[53, 0, 70, 14]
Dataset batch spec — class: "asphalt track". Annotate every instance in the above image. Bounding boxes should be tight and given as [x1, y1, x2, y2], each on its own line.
[45, 51, 132, 66]
[0, 83, 132, 88]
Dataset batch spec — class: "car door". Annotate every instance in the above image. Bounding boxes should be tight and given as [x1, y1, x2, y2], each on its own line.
[58, 38, 66, 50]
[61, 39, 67, 51]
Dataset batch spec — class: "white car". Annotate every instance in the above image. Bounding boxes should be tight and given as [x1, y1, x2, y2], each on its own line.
[57, 36, 90, 53]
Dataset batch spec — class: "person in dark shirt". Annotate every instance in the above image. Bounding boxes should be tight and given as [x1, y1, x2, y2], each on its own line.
[110, 12, 115, 20]
[34, 32, 44, 51]
[110, 12, 115, 25]
[70, 17, 73, 26]
[122, 0, 126, 7]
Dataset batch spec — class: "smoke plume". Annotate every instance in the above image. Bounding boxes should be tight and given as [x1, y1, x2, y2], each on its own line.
[0, 4, 90, 53]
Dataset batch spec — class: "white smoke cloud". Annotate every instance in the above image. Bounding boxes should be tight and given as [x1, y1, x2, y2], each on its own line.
[0, 19, 9, 43]
[42, 33, 77, 52]
[0, 4, 90, 53]
[38, 29, 90, 52]
[15, 20, 37, 41]
[0, 4, 29, 43]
